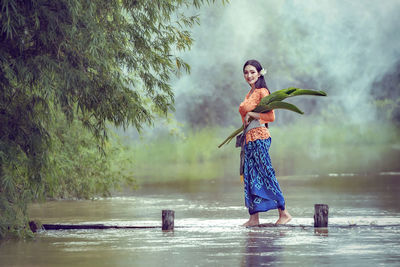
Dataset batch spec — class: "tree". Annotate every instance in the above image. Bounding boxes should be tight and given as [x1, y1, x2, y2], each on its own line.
[0, 0, 222, 238]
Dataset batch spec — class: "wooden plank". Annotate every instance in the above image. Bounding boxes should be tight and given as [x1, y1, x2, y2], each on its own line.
[29, 222, 159, 232]
[43, 224, 160, 230]
[29, 222, 400, 232]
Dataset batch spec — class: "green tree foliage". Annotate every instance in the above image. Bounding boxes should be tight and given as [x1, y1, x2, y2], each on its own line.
[372, 60, 400, 126]
[0, 0, 222, 238]
[46, 111, 135, 200]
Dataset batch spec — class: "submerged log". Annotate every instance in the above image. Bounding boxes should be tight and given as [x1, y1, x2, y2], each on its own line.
[29, 209, 176, 232]
[29, 222, 159, 232]
[43, 224, 159, 230]
[162, 209, 174, 231]
[42, 224, 159, 230]
[314, 204, 329, 227]
[257, 223, 277, 227]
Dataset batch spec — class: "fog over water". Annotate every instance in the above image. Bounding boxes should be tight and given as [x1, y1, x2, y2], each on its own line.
[174, 0, 400, 126]
[116, 0, 400, 178]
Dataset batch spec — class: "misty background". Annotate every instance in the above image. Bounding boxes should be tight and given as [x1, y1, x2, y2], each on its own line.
[117, 0, 400, 182]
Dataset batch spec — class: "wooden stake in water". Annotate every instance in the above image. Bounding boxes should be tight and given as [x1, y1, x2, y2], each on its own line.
[314, 204, 329, 227]
[162, 210, 174, 231]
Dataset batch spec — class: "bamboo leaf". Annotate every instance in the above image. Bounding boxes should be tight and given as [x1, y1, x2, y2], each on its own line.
[258, 101, 304, 114]
[217, 125, 243, 148]
[0, 0, 223, 238]
[218, 87, 327, 148]
[255, 87, 327, 111]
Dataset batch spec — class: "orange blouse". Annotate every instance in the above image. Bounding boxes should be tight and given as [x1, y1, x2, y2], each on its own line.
[238, 88, 275, 143]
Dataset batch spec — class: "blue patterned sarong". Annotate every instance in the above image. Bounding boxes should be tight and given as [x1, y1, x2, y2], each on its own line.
[243, 137, 285, 215]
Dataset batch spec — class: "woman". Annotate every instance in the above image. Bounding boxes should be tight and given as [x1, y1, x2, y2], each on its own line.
[239, 59, 292, 226]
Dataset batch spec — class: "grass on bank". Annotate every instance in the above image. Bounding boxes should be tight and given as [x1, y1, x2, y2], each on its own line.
[116, 120, 400, 184]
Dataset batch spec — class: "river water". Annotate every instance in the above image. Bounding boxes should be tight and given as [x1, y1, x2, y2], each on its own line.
[1, 173, 399, 266]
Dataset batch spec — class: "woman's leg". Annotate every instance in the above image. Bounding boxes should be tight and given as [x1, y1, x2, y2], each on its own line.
[275, 208, 292, 225]
[242, 212, 260, 227]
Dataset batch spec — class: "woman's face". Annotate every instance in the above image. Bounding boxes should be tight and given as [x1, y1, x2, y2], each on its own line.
[243, 65, 260, 86]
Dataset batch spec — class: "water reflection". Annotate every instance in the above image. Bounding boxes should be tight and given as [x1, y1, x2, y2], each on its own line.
[241, 229, 284, 267]
[314, 227, 329, 236]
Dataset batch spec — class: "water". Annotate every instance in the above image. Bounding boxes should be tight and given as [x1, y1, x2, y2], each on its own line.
[1, 174, 399, 266]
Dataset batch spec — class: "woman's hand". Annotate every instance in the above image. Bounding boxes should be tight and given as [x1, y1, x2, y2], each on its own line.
[244, 112, 260, 126]
[244, 113, 251, 126]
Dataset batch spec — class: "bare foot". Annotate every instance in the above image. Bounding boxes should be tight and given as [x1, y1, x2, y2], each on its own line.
[275, 212, 292, 225]
[242, 220, 260, 227]
[242, 213, 260, 227]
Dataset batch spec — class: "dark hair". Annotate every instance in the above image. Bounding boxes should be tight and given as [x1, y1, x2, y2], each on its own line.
[243, 59, 270, 93]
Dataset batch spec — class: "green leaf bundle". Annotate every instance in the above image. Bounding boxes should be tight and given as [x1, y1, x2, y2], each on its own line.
[218, 87, 327, 148]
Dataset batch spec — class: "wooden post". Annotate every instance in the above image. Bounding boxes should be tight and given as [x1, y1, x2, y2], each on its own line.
[162, 210, 174, 231]
[29, 221, 39, 233]
[314, 204, 329, 227]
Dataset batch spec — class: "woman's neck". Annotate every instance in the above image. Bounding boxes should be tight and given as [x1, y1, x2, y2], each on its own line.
[247, 85, 256, 98]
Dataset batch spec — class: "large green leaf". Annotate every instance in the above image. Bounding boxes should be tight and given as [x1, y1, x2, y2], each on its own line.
[218, 87, 327, 148]
[258, 101, 304, 114]
[254, 87, 326, 112]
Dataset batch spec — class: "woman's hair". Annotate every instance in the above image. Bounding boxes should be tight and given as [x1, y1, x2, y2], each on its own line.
[243, 59, 270, 93]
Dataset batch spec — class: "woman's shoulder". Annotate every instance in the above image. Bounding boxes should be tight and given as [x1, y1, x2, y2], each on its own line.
[256, 87, 270, 97]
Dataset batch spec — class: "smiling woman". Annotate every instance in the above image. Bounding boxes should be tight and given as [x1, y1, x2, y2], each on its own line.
[238, 59, 292, 227]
